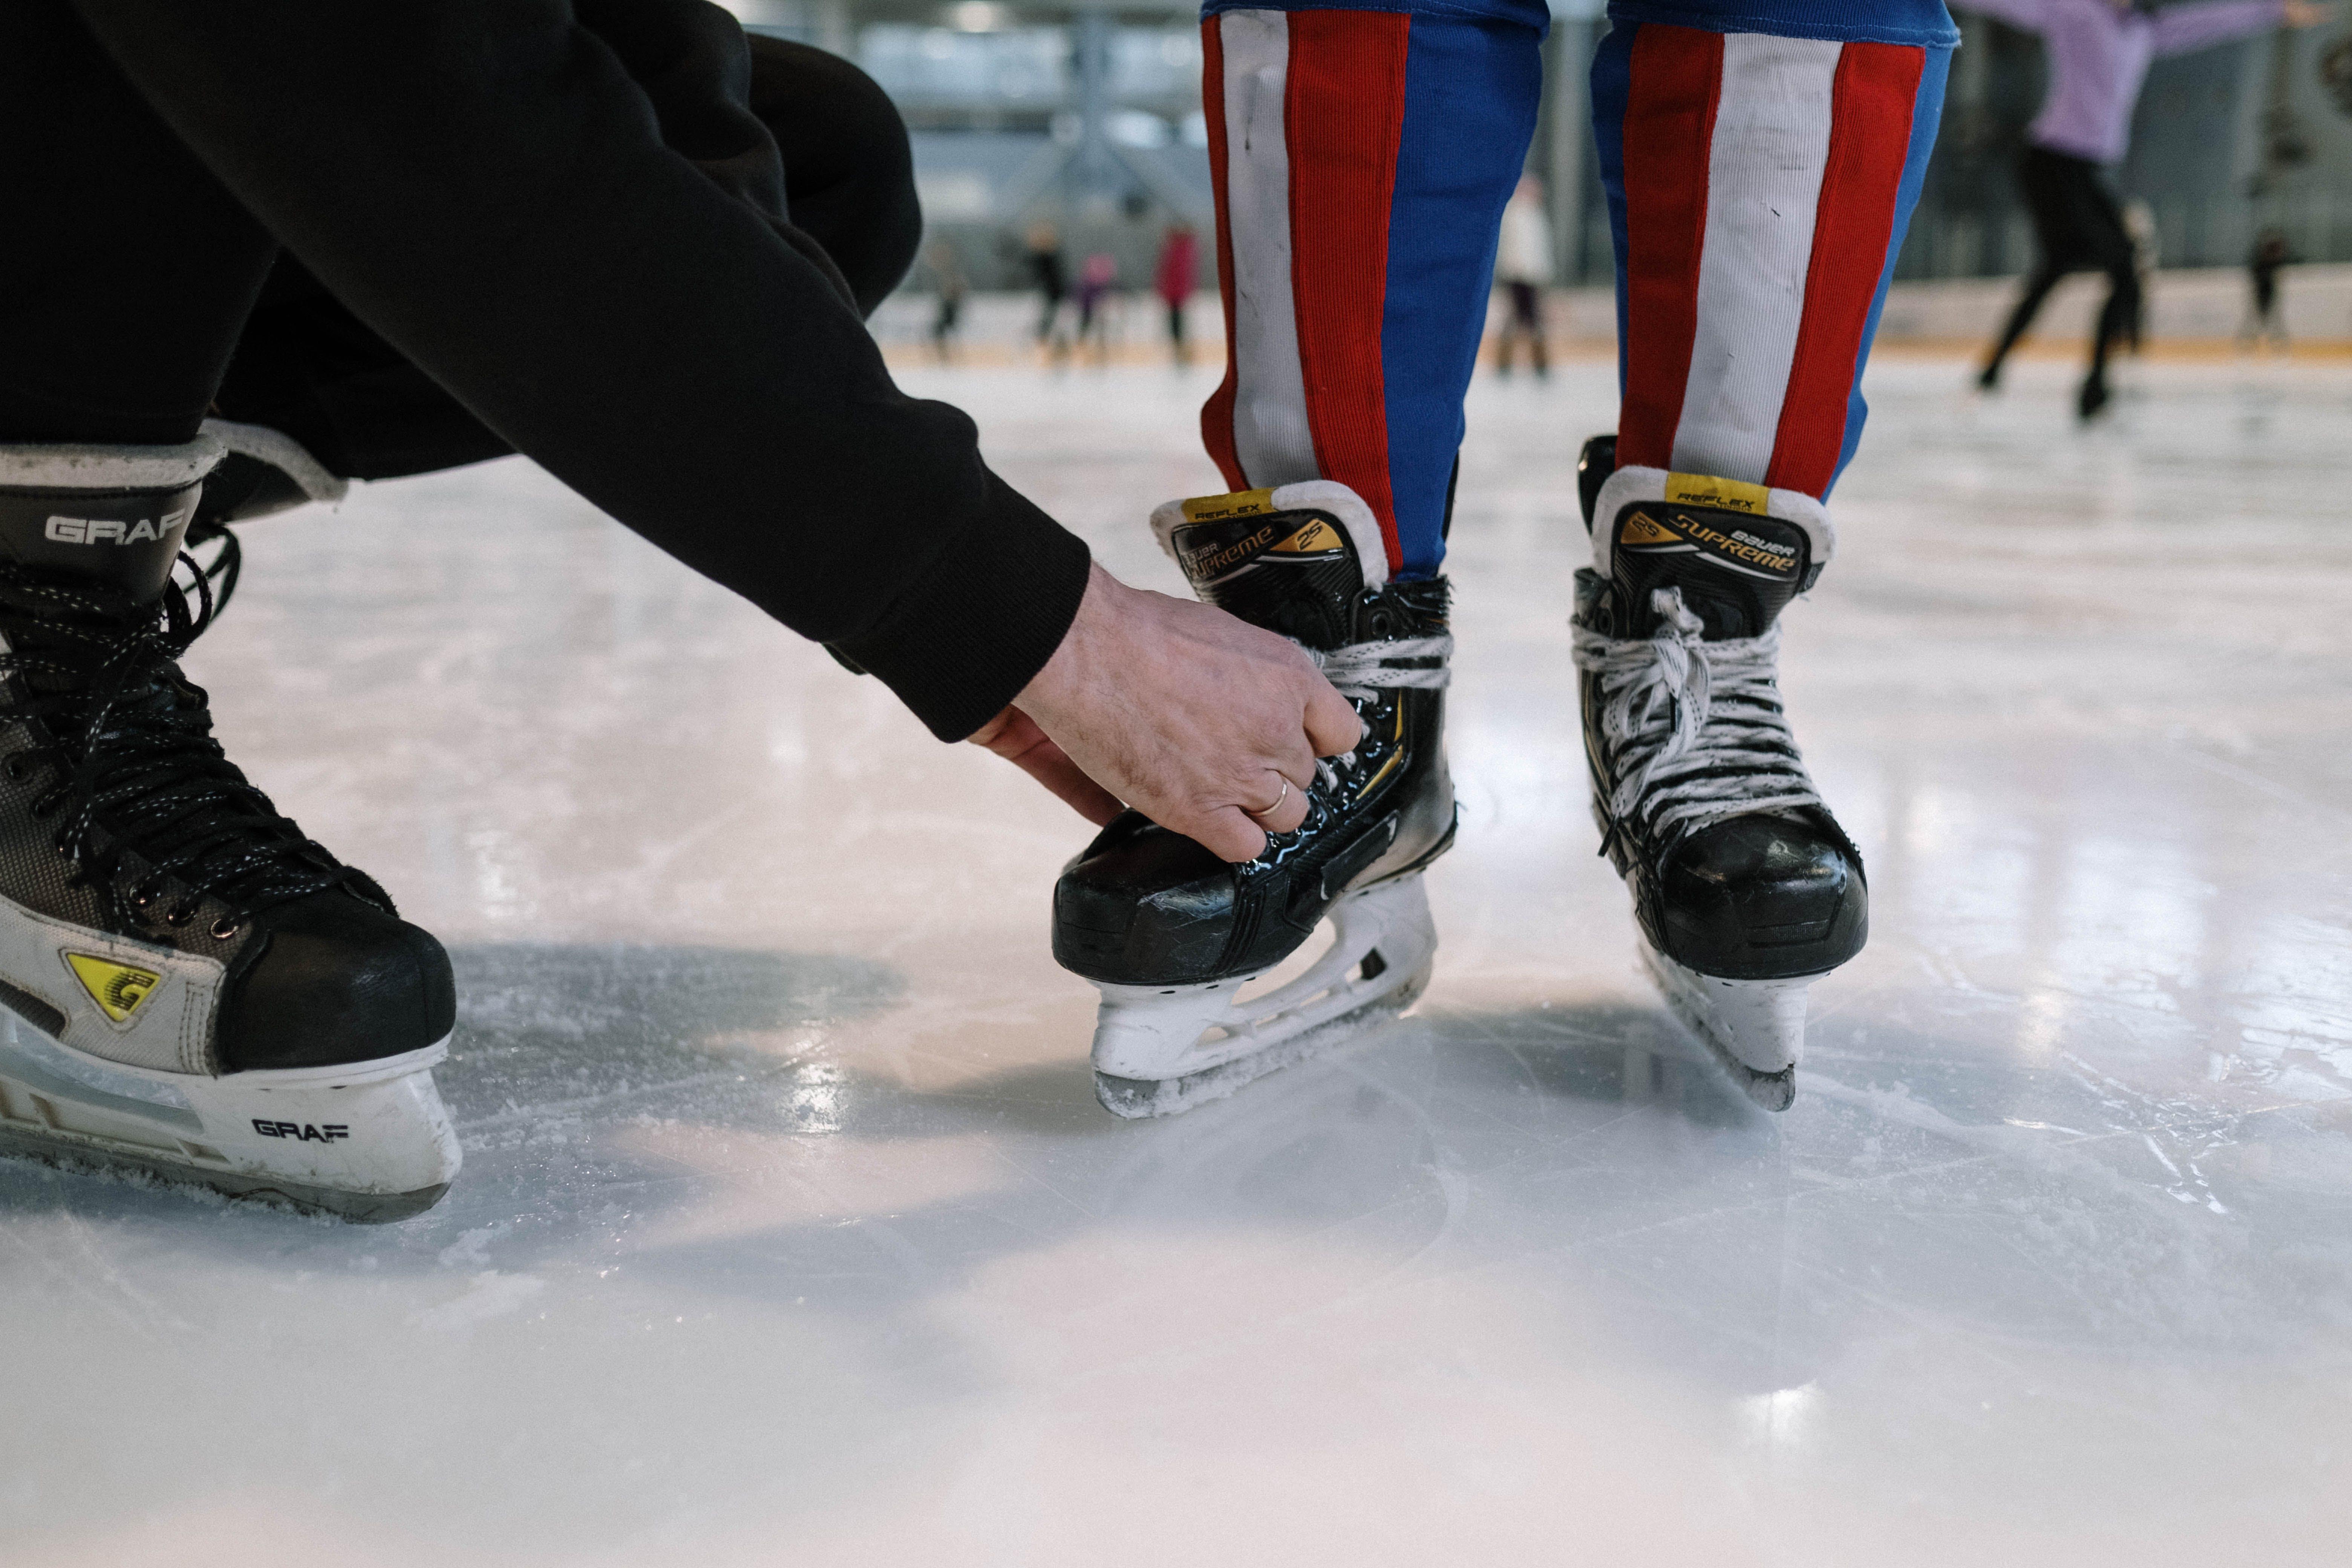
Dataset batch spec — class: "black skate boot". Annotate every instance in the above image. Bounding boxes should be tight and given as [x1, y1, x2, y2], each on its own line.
[175, 420, 352, 617]
[0, 436, 458, 1219]
[1572, 439, 1866, 1110]
[1054, 481, 1456, 1118]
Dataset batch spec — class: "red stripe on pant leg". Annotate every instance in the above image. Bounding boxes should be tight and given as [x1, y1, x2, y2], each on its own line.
[1617, 25, 1723, 473]
[1764, 42, 1924, 496]
[1285, 9, 1410, 574]
[1198, 16, 1246, 492]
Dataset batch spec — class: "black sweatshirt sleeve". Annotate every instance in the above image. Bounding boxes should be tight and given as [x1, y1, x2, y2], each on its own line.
[70, 0, 1090, 741]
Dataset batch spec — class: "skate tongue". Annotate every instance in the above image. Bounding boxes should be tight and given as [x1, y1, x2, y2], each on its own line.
[1607, 479, 1812, 640]
[0, 483, 200, 602]
[1165, 489, 1366, 651]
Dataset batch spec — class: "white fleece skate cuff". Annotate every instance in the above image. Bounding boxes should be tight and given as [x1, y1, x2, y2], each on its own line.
[1150, 479, 1389, 590]
[1590, 465, 1834, 580]
[202, 418, 351, 509]
[0, 433, 228, 491]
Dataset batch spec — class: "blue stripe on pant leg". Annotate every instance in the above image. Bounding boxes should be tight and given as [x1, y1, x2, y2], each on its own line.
[1380, 12, 1543, 579]
[1830, 41, 1950, 492]
[1589, 21, 1636, 406]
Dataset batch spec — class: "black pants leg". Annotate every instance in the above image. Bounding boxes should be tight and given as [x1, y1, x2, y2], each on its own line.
[1984, 263, 2066, 384]
[0, 3, 279, 444]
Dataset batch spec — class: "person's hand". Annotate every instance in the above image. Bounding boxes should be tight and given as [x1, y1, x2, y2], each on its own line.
[966, 704, 1124, 826]
[2284, 0, 2326, 27]
[968, 560, 1364, 862]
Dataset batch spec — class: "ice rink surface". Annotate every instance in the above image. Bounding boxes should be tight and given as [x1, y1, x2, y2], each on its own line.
[6, 354, 2350, 1566]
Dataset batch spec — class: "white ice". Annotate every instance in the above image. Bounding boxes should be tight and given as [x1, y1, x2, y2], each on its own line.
[4, 354, 2349, 1566]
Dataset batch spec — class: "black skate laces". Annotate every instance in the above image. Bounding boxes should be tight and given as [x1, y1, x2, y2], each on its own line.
[0, 549, 377, 935]
[1571, 585, 1822, 850]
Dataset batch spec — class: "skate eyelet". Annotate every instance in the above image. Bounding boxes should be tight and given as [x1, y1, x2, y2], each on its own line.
[163, 907, 194, 928]
[209, 917, 241, 940]
[2, 756, 26, 783]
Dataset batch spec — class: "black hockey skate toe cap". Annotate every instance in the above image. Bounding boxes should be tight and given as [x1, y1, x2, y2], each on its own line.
[1657, 813, 1867, 980]
[1054, 812, 1241, 983]
[217, 890, 456, 1072]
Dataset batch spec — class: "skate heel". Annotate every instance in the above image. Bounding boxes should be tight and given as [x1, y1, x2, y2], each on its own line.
[1640, 946, 1805, 1112]
[1090, 874, 1436, 1119]
[0, 1012, 460, 1221]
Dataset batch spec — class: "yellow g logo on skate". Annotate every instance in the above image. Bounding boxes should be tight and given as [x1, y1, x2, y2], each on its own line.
[65, 954, 162, 1023]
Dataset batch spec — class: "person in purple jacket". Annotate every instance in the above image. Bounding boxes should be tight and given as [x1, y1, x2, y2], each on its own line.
[1961, 0, 2324, 418]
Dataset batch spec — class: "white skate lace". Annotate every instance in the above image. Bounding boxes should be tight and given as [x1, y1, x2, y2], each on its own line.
[1570, 588, 1820, 844]
[1302, 635, 1451, 793]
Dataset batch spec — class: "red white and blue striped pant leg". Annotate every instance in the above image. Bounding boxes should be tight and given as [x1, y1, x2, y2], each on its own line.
[1592, 2, 1956, 544]
[1196, 0, 1548, 582]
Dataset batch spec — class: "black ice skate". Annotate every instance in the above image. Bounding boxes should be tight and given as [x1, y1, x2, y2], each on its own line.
[180, 420, 352, 615]
[1573, 441, 1866, 1110]
[1054, 482, 1455, 1118]
[0, 436, 458, 1219]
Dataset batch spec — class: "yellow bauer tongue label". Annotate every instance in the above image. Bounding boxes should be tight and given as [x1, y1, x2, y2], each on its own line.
[1180, 488, 1276, 523]
[1665, 472, 1770, 516]
[66, 954, 161, 1023]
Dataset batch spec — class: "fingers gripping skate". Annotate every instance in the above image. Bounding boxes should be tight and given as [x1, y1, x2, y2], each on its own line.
[1090, 875, 1437, 1119]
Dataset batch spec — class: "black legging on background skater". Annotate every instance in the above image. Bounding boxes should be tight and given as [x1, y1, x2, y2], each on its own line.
[1979, 145, 2142, 420]
[0, 0, 1089, 741]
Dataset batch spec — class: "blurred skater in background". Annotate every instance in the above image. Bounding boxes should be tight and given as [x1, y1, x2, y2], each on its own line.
[1961, 0, 2325, 420]
[1156, 222, 1199, 368]
[2242, 228, 2294, 353]
[1491, 174, 1551, 379]
[1075, 251, 1119, 366]
[2121, 196, 2156, 357]
[927, 240, 966, 364]
[1024, 220, 1070, 361]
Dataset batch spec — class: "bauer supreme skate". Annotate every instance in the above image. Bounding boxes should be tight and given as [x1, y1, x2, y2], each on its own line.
[1573, 440, 1866, 1110]
[0, 436, 458, 1218]
[1054, 483, 1455, 1118]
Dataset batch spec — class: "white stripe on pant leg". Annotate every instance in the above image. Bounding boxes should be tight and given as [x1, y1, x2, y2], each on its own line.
[1669, 35, 1843, 485]
[1217, 11, 1320, 490]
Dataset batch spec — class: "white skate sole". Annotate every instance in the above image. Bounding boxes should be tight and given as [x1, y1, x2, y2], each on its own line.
[1639, 946, 1807, 1112]
[1090, 874, 1438, 1119]
[0, 1010, 460, 1221]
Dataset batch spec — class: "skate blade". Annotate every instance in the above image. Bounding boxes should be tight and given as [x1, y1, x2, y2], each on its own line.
[1094, 960, 1433, 1119]
[0, 1016, 461, 1222]
[1089, 874, 1437, 1118]
[1639, 946, 1805, 1113]
[0, 1122, 450, 1222]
